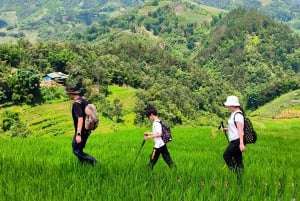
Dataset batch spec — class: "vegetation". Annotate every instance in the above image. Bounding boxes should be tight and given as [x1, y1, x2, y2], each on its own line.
[196, 8, 300, 110]
[0, 0, 299, 42]
[251, 89, 300, 118]
[0, 0, 147, 41]
[0, 2, 299, 200]
[0, 6, 300, 126]
[0, 85, 137, 137]
[194, 0, 300, 32]
[0, 0, 300, 201]
[0, 120, 299, 200]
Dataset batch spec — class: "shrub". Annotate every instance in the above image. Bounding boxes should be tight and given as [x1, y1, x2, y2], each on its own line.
[10, 121, 31, 138]
[41, 86, 68, 102]
[2, 110, 20, 131]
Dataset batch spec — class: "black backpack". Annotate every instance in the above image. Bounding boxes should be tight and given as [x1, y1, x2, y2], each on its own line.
[234, 112, 257, 144]
[159, 121, 172, 143]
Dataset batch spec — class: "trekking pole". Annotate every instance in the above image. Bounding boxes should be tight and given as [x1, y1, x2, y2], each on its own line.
[219, 121, 229, 143]
[219, 121, 229, 170]
[126, 139, 146, 175]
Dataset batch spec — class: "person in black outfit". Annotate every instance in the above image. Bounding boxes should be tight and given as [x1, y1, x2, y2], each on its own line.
[66, 86, 97, 165]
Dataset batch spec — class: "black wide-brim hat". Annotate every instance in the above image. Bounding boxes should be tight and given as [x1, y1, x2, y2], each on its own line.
[65, 86, 80, 95]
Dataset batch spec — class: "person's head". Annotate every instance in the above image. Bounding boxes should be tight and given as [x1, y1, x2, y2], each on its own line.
[65, 86, 80, 100]
[145, 106, 158, 121]
[224, 95, 242, 112]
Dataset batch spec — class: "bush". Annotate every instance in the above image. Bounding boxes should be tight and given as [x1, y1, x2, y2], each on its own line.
[2, 110, 20, 131]
[41, 86, 68, 102]
[10, 121, 31, 138]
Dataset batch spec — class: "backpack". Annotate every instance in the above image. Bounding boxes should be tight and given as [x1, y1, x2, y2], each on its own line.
[76, 99, 99, 131]
[234, 112, 257, 144]
[159, 121, 172, 143]
[84, 104, 99, 130]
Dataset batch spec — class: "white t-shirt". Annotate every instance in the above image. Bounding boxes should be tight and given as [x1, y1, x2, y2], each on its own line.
[227, 111, 244, 142]
[152, 120, 165, 148]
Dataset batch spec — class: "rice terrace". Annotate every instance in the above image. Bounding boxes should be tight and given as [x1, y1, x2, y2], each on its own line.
[0, 0, 300, 200]
[0, 86, 299, 201]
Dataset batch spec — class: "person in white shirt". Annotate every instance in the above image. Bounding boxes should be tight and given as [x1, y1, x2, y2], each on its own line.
[144, 107, 174, 169]
[222, 96, 245, 172]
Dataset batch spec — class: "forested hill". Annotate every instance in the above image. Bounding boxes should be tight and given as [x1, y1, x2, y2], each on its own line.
[0, 0, 146, 41]
[0, 4, 299, 127]
[74, 0, 218, 58]
[200, 0, 300, 25]
[195, 8, 300, 110]
[0, 0, 300, 42]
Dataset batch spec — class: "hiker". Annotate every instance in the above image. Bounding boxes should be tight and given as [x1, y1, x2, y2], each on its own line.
[144, 107, 174, 169]
[66, 86, 97, 165]
[222, 95, 245, 172]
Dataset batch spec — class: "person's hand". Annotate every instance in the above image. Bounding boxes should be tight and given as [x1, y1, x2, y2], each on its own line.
[223, 128, 228, 132]
[76, 135, 82, 143]
[144, 132, 151, 140]
[239, 143, 246, 152]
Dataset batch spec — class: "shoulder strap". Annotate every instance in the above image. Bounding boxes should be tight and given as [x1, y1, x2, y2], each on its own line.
[233, 111, 244, 128]
[74, 98, 88, 114]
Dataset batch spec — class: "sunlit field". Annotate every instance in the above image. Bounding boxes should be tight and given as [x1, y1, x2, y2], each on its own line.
[0, 119, 299, 201]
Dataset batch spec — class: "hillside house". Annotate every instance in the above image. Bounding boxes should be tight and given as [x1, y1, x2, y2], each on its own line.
[41, 72, 68, 86]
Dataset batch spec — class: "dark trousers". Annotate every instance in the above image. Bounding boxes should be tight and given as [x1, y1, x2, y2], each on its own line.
[72, 130, 96, 165]
[223, 139, 244, 171]
[149, 145, 174, 169]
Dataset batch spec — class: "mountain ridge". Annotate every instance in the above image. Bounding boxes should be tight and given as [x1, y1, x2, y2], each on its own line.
[0, 0, 299, 42]
[0, 2, 299, 126]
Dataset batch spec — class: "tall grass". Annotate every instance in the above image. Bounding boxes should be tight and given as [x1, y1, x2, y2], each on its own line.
[1, 120, 299, 201]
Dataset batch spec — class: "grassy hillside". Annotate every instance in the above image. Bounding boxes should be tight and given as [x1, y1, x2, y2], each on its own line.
[0, 85, 137, 137]
[251, 89, 300, 119]
[1, 85, 300, 138]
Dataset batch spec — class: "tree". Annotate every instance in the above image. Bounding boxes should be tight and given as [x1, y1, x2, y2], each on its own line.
[0, 44, 24, 67]
[48, 46, 77, 73]
[112, 98, 123, 123]
[12, 67, 41, 104]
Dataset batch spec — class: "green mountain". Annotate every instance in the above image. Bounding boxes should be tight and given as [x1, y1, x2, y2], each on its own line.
[0, 0, 146, 41]
[195, 8, 300, 109]
[0, 0, 300, 42]
[0, 1, 299, 126]
[74, 0, 224, 58]
[197, 0, 300, 32]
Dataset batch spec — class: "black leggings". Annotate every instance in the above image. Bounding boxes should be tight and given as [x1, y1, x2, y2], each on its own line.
[149, 145, 174, 169]
[223, 139, 244, 171]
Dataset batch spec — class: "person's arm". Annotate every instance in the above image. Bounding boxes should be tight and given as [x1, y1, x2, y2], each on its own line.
[76, 117, 84, 143]
[144, 131, 161, 140]
[236, 121, 245, 152]
[77, 117, 83, 134]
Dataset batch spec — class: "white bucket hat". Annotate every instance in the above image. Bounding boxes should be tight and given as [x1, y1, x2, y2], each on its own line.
[224, 95, 240, 106]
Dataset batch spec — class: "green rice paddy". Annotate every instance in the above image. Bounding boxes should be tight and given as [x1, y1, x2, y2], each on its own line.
[0, 120, 299, 201]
